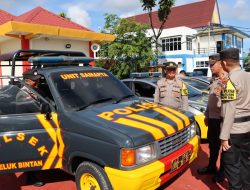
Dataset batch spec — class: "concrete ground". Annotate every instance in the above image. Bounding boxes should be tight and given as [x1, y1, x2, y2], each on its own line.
[0, 143, 228, 190]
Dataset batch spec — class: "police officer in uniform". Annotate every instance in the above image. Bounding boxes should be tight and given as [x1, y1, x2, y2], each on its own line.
[220, 48, 250, 190]
[154, 62, 188, 111]
[197, 54, 226, 183]
[20, 68, 42, 100]
[21, 69, 45, 187]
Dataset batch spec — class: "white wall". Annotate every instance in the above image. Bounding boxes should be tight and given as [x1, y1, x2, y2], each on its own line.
[199, 35, 222, 48]
[148, 26, 197, 56]
[0, 39, 21, 54]
[0, 39, 22, 86]
[31, 38, 90, 56]
[0, 60, 24, 86]
[186, 58, 194, 72]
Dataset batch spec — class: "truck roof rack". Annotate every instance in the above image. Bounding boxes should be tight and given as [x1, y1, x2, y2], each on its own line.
[0, 49, 93, 79]
[0, 49, 87, 62]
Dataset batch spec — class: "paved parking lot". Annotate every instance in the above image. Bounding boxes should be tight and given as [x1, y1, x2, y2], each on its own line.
[0, 143, 228, 190]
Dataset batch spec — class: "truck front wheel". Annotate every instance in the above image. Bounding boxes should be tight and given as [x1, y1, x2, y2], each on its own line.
[76, 161, 112, 190]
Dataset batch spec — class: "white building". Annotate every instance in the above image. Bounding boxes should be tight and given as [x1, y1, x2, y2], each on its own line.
[0, 7, 115, 86]
[130, 0, 249, 76]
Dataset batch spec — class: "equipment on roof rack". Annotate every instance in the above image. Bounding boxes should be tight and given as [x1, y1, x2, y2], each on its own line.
[0, 49, 93, 84]
[0, 49, 87, 62]
[130, 72, 162, 78]
[28, 56, 93, 66]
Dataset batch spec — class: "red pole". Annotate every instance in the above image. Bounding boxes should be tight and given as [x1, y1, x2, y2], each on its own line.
[21, 36, 31, 72]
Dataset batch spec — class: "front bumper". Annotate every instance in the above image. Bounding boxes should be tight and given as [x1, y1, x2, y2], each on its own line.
[105, 135, 200, 190]
[194, 114, 208, 139]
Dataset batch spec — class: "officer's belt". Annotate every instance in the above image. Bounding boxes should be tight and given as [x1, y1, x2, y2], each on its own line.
[234, 115, 250, 123]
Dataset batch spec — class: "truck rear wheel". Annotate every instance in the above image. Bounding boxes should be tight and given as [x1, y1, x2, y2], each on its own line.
[76, 161, 112, 190]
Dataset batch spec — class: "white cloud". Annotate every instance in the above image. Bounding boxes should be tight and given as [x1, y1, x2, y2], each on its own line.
[219, 0, 250, 21]
[120, 11, 140, 18]
[174, 0, 201, 6]
[66, 6, 91, 28]
[61, 0, 141, 15]
[234, 0, 246, 8]
[61, 0, 142, 23]
[101, 0, 141, 13]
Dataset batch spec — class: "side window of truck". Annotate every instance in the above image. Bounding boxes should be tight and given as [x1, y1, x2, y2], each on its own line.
[0, 85, 40, 115]
[0, 76, 54, 115]
[134, 81, 155, 98]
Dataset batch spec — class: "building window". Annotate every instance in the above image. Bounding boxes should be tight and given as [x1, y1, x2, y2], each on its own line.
[162, 36, 182, 52]
[236, 38, 242, 53]
[186, 36, 192, 50]
[178, 62, 182, 68]
[225, 34, 232, 47]
[196, 61, 208, 68]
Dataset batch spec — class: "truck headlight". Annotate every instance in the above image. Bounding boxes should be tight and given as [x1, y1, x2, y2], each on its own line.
[135, 144, 157, 165]
[190, 122, 196, 138]
[121, 144, 157, 167]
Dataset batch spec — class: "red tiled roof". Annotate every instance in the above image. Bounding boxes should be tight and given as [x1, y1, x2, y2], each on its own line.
[0, 9, 16, 25]
[129, 0, 216, 29]
[14, 6, 91, 31]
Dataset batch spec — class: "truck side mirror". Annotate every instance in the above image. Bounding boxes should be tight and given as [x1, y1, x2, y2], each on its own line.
[41, 103, 51, 120]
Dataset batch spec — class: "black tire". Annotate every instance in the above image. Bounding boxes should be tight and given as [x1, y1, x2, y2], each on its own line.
[75, 161, 112, 190]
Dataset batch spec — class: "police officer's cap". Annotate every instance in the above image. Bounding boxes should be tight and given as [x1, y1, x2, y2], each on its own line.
[208, 53, 220, 65]
[164, 62, 177, 69]
[23, 68, 41, 81]
[220, 48, 239, 61]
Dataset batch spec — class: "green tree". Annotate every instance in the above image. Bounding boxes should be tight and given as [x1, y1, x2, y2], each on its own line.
[59, 12, 71, 20]
[140, 0, 175, 66]
[244, 52, 250, 71]
[96, 14, 153, 79]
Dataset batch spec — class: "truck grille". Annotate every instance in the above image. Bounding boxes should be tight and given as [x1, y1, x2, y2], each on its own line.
[158, 126, 190, 157]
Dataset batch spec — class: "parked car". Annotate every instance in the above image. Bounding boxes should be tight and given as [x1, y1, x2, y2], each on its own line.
[0, 50, 199, 190]
[182, 77, 210, 94]
[122, 76, 208, 139]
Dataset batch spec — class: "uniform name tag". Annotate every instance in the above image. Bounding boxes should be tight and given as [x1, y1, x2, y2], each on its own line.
[180, 83, 188, 96]
[221, 79, 237, 101]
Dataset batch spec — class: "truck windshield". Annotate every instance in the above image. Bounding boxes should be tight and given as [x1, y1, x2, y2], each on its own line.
[51, 70, 134, 111]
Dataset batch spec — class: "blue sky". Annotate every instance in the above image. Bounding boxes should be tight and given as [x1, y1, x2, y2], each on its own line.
[1, 0, 249, 53]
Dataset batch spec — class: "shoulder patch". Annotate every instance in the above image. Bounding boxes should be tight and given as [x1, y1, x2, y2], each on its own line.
[180, 82, 188, 96]
[221, 79, 237, 101]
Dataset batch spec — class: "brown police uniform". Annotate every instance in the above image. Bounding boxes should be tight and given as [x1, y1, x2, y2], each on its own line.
[205, 73, 227, 173]
[220, 48, 250, 190]
[154, 62, 188, 111]
[198, 54, 226, 178]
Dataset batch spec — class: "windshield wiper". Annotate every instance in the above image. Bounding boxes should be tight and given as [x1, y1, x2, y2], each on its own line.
[115, 94, 135, 103]
[76, 97, 115, 111]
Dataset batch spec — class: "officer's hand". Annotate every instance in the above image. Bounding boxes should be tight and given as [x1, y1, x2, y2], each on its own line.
[204, 116, 208, 126]
[221, 140, 231, 151]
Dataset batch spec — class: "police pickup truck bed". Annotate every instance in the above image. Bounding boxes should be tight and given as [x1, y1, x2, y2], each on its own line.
[0, 50, 199, 190]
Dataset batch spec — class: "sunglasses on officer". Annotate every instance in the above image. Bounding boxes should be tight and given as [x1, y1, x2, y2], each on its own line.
[166, 68, 176, 72]
[209, 60, 220, 67]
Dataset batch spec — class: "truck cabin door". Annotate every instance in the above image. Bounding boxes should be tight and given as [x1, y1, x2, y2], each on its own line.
[0, 85, 61, 174]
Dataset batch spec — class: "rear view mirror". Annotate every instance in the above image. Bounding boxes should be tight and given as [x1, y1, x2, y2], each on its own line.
[41, 103, 51, 120]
